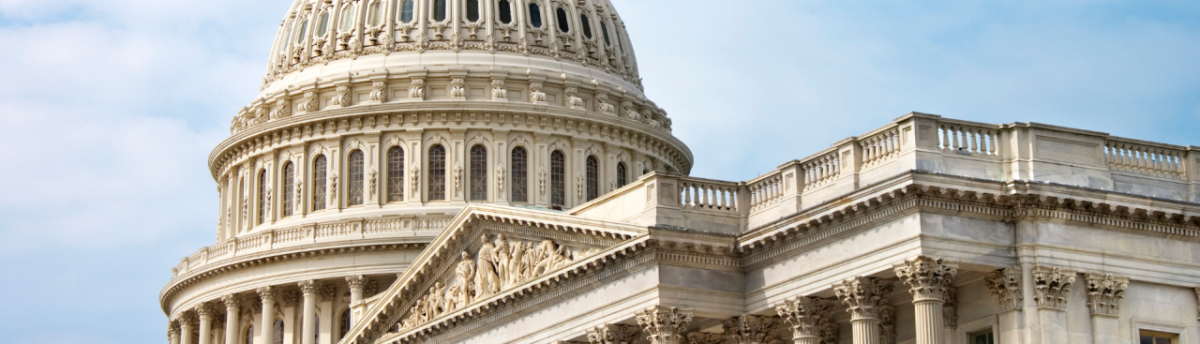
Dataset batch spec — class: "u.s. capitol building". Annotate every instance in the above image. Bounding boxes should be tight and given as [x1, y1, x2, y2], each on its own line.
[159, 1, 1200, 344]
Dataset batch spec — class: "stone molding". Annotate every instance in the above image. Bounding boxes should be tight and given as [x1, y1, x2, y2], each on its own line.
[984, 267, 1023, 312]
[585, 324, 640, 344]
[1084, 272, 1128, 316]
[722, 314, 779, 344]
[636, 306, 694, 344]
[776, 296, 834, 340]
[833, 277, 893, 321]
[1032, 265, 1076, 310]
[894, 256, 958, 302]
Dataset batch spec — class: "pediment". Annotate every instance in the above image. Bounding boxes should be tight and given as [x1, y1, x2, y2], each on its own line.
[344, 204, 646, 344]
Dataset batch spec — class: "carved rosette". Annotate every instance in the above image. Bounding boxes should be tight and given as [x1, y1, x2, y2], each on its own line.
[586, 324, 640, 344]
[723, 314, 778, 344]
[776, 297, 832, 340]
[984, 267, 1023, 312]
[1032, 265, 1076, 310]
[833, 277, 893, 321]
[636, 307, 693, 344]
[894, 256, 958, 302]
[1084, 273, 1128, 316]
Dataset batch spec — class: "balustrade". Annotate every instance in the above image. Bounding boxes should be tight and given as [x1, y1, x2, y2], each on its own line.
[678, 178, 739, 213]
[938, 123, 998, 156]
[862, 128, 901, 167]
[802, 152, 840, 191]
[1105, 140, 1186, 179]
[750, 174, 784, 211]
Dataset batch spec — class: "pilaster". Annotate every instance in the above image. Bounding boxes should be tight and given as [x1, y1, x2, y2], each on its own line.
[1031, 265, 1075, 344]
[776, 297, 834, 344]
[1084, 273, 1127, 344]
[635, 306, 693, 344]
[985, 267, 1023, 344]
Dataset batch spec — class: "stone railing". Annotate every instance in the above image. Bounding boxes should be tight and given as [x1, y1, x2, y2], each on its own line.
[574, 112, 1200, 233]
[170, 216, 452, 280]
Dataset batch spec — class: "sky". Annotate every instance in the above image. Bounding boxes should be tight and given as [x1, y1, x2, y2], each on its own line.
[0, 0, 1198, 343]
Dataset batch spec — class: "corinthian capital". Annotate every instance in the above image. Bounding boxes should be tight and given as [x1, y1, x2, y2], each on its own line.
[585, 324, 640, 344]
[346, 275, 366, 290]
[894, 256, 958, 302]
[722, 314, 778, 344]
[635, 306, 693, 344]
[195, 303, 215, 319]
[256, 286, 275, 300]
[984, 267, 1022, 311]
[833, 277, 893, 321]
[1032, 265, 1076, 310]
[1084, 273, 1128, 316]
[775, 297, 833, 340]
[298, 279, 320, 295]
[221, 294, 242, 311]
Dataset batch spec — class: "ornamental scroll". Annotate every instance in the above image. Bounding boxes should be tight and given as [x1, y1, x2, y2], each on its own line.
[398, 234, 591, 330]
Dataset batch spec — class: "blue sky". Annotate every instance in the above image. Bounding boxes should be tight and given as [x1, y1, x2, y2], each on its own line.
[0, 1, 1197, 343]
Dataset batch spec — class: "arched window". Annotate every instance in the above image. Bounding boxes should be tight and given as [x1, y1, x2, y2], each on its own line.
[340, 4, 357, 32]
[296, 18, 309, 44]
[245, 325, 255, 344]
[313, 155, 328, 211]
[465, 0, 480, 22]
[258, 169, 268, 225]
[580, 14, 592, 39]
[555, 8, 569, 32]
[272, 320, 284, 344]
[387, 147, 405, 202]
[283, 162, 295, 217]
[616, 162, 627, 188]
[551, 150, 565, 207]
[586, 156, 599, 201]
[528, 3, 542, 28]
[511, 147, 528, 203]
[497, 0, 513, 24]
[432, 0, 447, 21]
[339, 309, 351, 340]
[428, 145, 446, 200]
[600, 21, 611, 46]
[399, 0, 415, 23]
[470, 145, 488, 201]
[348, 150, 365, 206]
[316, 11, 330, 37]
[367, 1, 384, 27]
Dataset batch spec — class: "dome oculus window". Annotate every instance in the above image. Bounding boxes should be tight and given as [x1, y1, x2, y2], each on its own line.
[387, 147, 404, 202]
[600, 21, 611, 46]
[340, 4, 356, 32]
[528, 3, 542, 28]
[367, 1, 383, 27]
[316, 11, 330, 37]
[555, 7, 569, 33]
[497, 0, 512, 24]
[399, 0, 415, 23]
[580, 14, 592, 39]
[510, 147, 527, 203]
[432, 0, 447, 22]
[465, 0, 480, 22]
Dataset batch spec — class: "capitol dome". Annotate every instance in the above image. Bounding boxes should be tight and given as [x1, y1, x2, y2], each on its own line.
[163, 0, 691, 343]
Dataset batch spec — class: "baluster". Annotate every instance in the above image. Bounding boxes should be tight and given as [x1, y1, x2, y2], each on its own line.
[940, 125, 949, 150]
[968, 129, 978, 152]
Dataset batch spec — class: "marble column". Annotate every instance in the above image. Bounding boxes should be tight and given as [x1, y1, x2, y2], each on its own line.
[168, 320, 182, 344]
[635, 306, 693, 344]
[180, 312, 196, 344]
[299, 280, 320, 344]
[1031, 265, 1075, 344]
[834, 277, 892, 344]
[197, 304, 214, 344]
[222, 294, 241, 344]
[1085, 273, 1128, 344]
[776, 297, 833, 344]
[347, 275, 366, 324]
[258, 286, 276, 344]
[585, 324, 639, 344]
[724, 314, 779, 344]
[984, 267, 1024, 344]
[895, 257, 958, 344]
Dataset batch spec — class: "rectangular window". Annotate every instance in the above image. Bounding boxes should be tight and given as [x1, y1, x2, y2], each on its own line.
[969, 329, 994, 344]
[1140, 330, 1178, 344]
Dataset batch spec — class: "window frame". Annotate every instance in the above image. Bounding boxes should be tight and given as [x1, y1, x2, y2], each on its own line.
[398, 0, 416, 24]
[554, 7, 570, 33]
[528, 2, 543, 28]
[550, 150, 566, 207]
[586, 155, 599, 201]
[496, 0, 513, 24]
[312, 155, 328, 211]
[510, 146, 528, 203]
[283, 162, 295, 217]
[387, 146, 405, 203]
[616, 161, 627, 188]
[431, 0, 448, 22]
[1134, 322, 1187, 344]
[258, 169, 268, 225]
[348, 149, 365, 206]
[579, 13, 592, 39]
[428, 144, 447, 201]
[469, 145, 488, 201]
[464, 0, 481, 23]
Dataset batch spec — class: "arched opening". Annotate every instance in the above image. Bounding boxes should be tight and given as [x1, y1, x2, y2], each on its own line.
[465, 0, 480, 22]
[510, 147, 528, 203]
[348, 150, 365, 206]
[432, 0, 447, 21]
[428, 145, 446, 200]
[245, 325, 254, 344]
[580, 14, 592, 39]
[283, 162, 295, 217]
[313, 155, 328, 211]
[497, 0, 513, 24]
[339, 309, 352, 340]
[257, 169, 268, 225]
[555, 7, 569, 33]
[550, 150, 565, 207]
[399, 0, 415, 23]
[616, 162, 627, 188]
[586, 156, 599, 201]
[470, 145, 488, 201]
[528, 3, 542, 28]
[387, 147, 405, 202]
[272, 320, 284, 344]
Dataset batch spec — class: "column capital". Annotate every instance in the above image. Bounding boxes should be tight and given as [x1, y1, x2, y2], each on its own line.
[833, 277, 893, 321]
[298, 279, 320, 295]
[894, 256, 958, 302]
[346, 275, 366, 289]
[221, 294, 242, 310]
[196, 303, 216, 319]
[635, 306, 693, 344]
[776, 297, 834, 341]
[984, 267, 1022, 311]
[1032, 265, 1076, 310]
[256, 286, 276, 300]
[1084, 272, 1128, 316]
[723, 314, 779, 344]
[180, 311, 198, 325]
[585, 324, 639, 344]
[282, 290, 301, 306]
[168, 320, 181, 336]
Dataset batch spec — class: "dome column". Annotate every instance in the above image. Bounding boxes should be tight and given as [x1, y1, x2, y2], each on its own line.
[180, 312, 196, 344]
[347, 275, 366, 324]
[299, 280, 320, 344]
[168, 320, 181, 344]
[257, 287, 277, 344]
[894, 257, 958, 344]
[197, 303, 215, 344]
[835, 277, 892, 344]
[222, 294, 241, 344]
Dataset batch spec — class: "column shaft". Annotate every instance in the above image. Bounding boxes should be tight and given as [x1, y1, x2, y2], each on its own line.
[1090, 316, 1118, 344]
[914, 300, 945, 344]
[224, 301, 240, 344]
[851, 318, 880, 344]
[301, 282, 319, 344]
[181, 321, 195, 344]
[260, 288, 276, 344]
[169, 325, 181, 344]
[198, 315, 213, 344]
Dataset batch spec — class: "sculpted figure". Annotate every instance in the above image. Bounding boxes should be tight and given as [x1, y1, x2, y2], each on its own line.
[331, 85, 350, 107]
[565, 87, 584, 109]
[449, 78, 466, 98]
[622, 101, 641, 120]
[474, 237, 501, 297]
[494, 235, 512, 286]
[455, 251, 475, 304]
[596, 93, 616, 114]
[507, 242, 527, 285]
[369, 81, 387, 102]
[491, 79, 507, 100]
[529, 82, 547, 104]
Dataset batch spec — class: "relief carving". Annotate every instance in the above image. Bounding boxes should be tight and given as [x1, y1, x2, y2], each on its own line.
[408, 79, 425, 100]
[1032, 265, 1076, 310]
